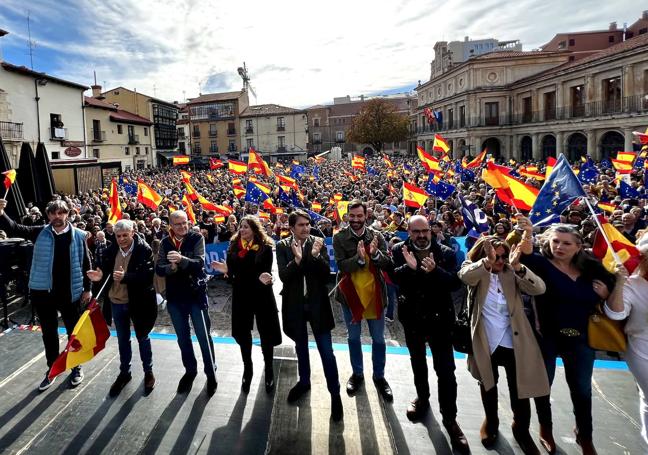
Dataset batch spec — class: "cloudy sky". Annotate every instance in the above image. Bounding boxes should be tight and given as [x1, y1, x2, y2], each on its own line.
[0, 0, 645, 108]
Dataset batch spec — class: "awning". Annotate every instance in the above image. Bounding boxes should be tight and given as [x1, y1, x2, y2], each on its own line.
[156, 151, 177, 161]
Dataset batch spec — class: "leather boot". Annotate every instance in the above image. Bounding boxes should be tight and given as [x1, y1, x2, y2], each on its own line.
[511, 421, 541, 455]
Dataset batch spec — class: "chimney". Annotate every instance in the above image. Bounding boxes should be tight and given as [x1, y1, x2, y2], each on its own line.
[643, 10, 648, 20]
[609, 21, 617, 31]
[464, 36, 469, 42]
[91, 84, 104, 99]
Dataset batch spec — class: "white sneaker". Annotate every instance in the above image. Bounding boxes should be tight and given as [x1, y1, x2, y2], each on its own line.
[69, 367, 84, 387]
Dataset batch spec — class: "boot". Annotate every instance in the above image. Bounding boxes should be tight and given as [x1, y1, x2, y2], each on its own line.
[480, 385, 499, 447]
[511, 421, 541, 455]
[480, 418, 499, 447]
[575, 428, 598, 455]
[539, 423, 556, 454]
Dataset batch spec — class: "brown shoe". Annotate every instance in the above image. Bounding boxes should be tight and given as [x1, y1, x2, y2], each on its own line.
[539, 424, 556, 454]
[575, 429, 598, 455]
[512, 422, 541, 455]
[480, 417, 499, 447]
[144, 371, 155, 394]
[443, 419, 470, 454]
[406, 397, 430, 421]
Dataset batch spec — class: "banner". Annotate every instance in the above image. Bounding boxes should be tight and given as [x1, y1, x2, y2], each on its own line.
[204, 242, 229, 275]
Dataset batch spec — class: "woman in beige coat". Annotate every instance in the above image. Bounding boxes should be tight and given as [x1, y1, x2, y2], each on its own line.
[459, 235, 550, 454]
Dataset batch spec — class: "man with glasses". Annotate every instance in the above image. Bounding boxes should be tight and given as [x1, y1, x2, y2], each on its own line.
[156, 210, 217, 396]
[390, 215, 469, 454]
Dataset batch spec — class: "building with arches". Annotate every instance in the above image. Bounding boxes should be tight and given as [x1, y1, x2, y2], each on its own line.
[414, 16, 648, 162]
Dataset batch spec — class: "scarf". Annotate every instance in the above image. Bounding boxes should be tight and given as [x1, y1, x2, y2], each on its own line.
[237, 237, 260, 258]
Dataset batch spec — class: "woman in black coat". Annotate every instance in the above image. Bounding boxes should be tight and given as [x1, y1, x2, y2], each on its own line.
[212, 215, 281, 393]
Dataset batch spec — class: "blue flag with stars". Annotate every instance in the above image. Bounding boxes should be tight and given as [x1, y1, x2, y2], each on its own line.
[529, 154, 586, 226]
[425, 174, 455, 200]
[578, 162, 599, 184]
[458, 194, 490, 233]
[290, 164, 305, 179]
[619, 180, 640, 199]
[306, 209, 330, 224]
[245, 182, 269, 204]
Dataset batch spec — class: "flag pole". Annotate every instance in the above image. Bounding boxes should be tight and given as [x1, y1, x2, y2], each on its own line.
[582, 196, 623, 265]
[2, 187, 9, 200]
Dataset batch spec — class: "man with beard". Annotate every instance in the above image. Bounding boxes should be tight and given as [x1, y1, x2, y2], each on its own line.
[333, 200, 393, 401]
[0, 199, 92, 391]
[390, 215, 469, 454]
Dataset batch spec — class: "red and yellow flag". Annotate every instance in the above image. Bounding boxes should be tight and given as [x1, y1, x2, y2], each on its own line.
[108, 178, 122, 224]
[233, 185, 246, 198]
[597, 201, 617, 213]
[463, 149, 487, 169]
[383, 155, 394, 168]
[432, 134, 450, 154]
[248, 148, 273, 177]
[545, 156, 557, 178]
[184, 181, 199, 202]
[2, 169, 16, 190]
[402, 182, 428, 208]
[173, 155, 190, 166]
[180, 170, 192, 183]
[592, 215, 640, 273]
[352, 154, 366, 171]
[182, 194, 196, 224]
[210, 158, 224, 169]
[137, 180, 163, 210]
[416, 146, 441, 173]
[48, 301, 109, 380]
[228, 159, 248, 175]
[482, 162, 538, 211]
[311, 202, 322, 212]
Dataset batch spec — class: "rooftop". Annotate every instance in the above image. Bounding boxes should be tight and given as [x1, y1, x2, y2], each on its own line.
[1, 62, 88, 90]
[187, 91, 245, 104]
[240, 104, 304, 117]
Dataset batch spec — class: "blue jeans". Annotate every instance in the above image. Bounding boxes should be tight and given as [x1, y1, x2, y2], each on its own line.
[386, 284, 398, 320]
[294, 324, 340, 394]
[341, 304, 386, 379]
[112, 302, 153, 374]
[167, 297, 217, 379]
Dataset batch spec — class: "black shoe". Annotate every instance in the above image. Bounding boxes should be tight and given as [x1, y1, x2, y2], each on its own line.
[512, 422, 541, 455]
[109, 372, 132, 397]
[177, 372, 197, 394]
[346, 374, 364, 396]
[331, 394, 343, 422]
[287, 382, 311, 403]
[144, 371, 155, 395]
[443, 419, 470, 455]
[242, 366, 253, 394]
[38, 372, 56, 392]
[406, 397, 430, 421]
[265, 373, 275, 393]
[480, 417, 499, 447]
[372, 377, 393, 402]
[69, 366, 84, 388]
[206, 376, 218, 397]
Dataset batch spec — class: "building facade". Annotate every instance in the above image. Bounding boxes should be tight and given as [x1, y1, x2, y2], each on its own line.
[185, 90, 249, 158]
[0, 62, 88, 166]
[414, 31, 648, 161]
[84, 95, 154, 171]
[100, 86, 179, 165]
[239, 104, 308, 161]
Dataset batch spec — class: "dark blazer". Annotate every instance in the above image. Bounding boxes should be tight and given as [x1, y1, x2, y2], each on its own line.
[226, 243, 282, 346]
[276, 235, 334, 340]
[156, 230, 207, 305]
[390, 237, 462, 328]
[102, 234, 157, 338]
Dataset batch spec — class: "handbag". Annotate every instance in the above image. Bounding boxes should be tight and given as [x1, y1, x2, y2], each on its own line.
[587, 304, 627, 353]
[453, 288, 475, 354]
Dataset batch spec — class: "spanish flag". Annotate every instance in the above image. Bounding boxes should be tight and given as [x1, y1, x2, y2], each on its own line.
[228, 159, 248, 175]
[182, 194, 196, 224]
[616, 151, 636, 163]
[338, 241, 383, 322]
[210, 158, 224, 169]
[180, 170, 192, 183]
[352, 154, 366, 171]
[232, 177, 242, 186]
[137, 180, 163, 210]
[416, 146, 441, 173]
[518, 167, 546, 181]
[173, 155, 190, 166]
[48, 301, 110, 380]
[248, 148, 273, 177]
[184, 181, 199, 202]
[611, 159, 633, 174]
[383, 155, 394, 168]
[432, 134, 450, 154]
[258, 211, 271, 221]
[233, 185, 246, 198]
[2, 169, 16, 190]
[463, 149, 487, 169]
[311, 201, 322, 212]
[597, 201, 617, 213]
[108, 178, 122, 224]
[403, 182, 428, 208]
[482, 162, 538, 211]
[277, 174, 297, 189]
[545, 156, 557, 178]
[592, 214, 640, 273]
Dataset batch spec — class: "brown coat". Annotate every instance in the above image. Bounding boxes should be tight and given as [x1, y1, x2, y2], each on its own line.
[458, 258, 550, 399]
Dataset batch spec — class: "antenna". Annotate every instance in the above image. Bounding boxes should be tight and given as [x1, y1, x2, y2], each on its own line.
[27, 11, 36, 70]
[237, 62, 257, 103]
[93, 70, 97, 85]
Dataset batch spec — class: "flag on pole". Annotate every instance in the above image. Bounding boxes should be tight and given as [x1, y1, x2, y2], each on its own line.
[2, 169, 16, 190]
[108, 178, 122, 224]
[48, 301, 110, 380]
[180, 170, 192, 182]
[463, 150, 487, 169]
[592, 214, 640, 273]
[137, 180, 163, 210]
[352, 154, 366, 171]
[458, 194, 490, 233]
[402, 182, 428, 208]
[248, 148, 273, 177]
[182, 194, 197, 224]
[432, 134, 450, 154]
[209, 157, 224, 169]
[172, 155, 190, 166]
[233, 185, 246, 198]
[425, 174, 455, 200]
[183, 181, 199, 201]
[228, 160, 248, 175]
[383, 155, 394, 168]
[416, 146, 441, 173]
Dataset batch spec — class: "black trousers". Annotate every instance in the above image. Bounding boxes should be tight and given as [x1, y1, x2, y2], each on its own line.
[33, 295, 82, 369]
[403, 323, 457, 421]
[480, 346, 531, 428]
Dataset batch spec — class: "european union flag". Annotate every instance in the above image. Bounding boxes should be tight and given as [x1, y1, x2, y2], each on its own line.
[278, 186, 303, 207]
[600, 158, 612, 169]
[458, 194, 489, 233]
[460, 168, 476, 182]
[291, 165, 305, 179]
[619, 180, 640, 199]
[312, 165, 320, 180]
[578, 163, 599, 184]
[306, 209, 330, 224]
[425, 174, 455, 200]
[278, 186, 292, 205]
[245, 182, 268, 204]
[529, 154, 585, 226]
[367, 166, 378, 176]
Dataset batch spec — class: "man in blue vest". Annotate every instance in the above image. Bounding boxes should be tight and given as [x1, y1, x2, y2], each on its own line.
[0, 198, 92, 391]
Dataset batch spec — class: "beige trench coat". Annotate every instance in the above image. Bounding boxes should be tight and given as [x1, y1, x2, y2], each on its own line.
[458, 258, 550, 399]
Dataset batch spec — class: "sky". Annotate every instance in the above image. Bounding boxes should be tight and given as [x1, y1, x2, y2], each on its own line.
[0, 0, 646, 108]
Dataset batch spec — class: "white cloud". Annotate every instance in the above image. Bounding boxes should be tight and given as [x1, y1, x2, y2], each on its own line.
[1, 0, 646, 107]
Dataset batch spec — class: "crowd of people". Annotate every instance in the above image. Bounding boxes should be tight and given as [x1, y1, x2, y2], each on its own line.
[0, 149, 647, 455]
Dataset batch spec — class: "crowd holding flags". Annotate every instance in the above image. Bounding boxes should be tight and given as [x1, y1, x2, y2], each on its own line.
[107, 178, 122, 224]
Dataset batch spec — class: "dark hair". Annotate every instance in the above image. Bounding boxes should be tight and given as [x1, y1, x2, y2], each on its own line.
[288, 210, 311, 227]
[228, 215, 274, 254]
[467, 236, 510, 263]
[46, 200, 69, 215]
[348, 199, 366, 214]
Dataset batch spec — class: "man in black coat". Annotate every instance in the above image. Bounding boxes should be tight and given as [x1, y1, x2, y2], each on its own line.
[87, 219, 157, 397]
[390, 215, 469, 454]
[276, 210, 342, 421]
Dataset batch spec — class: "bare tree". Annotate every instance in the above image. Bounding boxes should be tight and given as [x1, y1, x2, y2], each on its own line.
[346, 99, 409, 154]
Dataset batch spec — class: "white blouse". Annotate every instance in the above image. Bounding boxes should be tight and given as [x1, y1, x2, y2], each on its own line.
[605, 274, 648, 359]
[481, 273, 513, 354]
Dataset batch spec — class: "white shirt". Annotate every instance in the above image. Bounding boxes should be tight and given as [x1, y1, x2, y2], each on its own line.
[605, 274, 648, 359]
[481, 273, 513, 354]
[52, 223, 71, 236]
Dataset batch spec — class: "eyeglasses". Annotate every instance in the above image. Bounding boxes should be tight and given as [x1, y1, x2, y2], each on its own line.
[410, 229, 431, 235]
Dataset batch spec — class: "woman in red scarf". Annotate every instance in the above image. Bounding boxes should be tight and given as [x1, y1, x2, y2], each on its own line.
[212, 215, 281, 393]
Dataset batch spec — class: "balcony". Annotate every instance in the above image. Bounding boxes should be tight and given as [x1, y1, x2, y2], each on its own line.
[91, 130, 106, 142]
[209, 146, 219, 154]
[277, 146, 287, 153]
[277, 125, 285, 132]
[128, 134, 140, 145]
[245, 127, 254, 134]
[335, 138, 345, 143]
[192, 130, 201, 138]
[0, 121, 23, 140]
[227, 128, 236, 136]
[228, 144, 237, 152]
[50, 127, 68, 141]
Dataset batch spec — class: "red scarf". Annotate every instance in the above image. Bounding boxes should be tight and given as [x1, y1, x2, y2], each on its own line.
[237, 237, 259, 258]
[170, 233, 184, 251]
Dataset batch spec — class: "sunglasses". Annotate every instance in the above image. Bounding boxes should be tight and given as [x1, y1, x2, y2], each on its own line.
[494, 254, 507, 261]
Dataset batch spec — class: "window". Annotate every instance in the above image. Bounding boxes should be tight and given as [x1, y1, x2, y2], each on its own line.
[603, 77, 621, 113]
[608, 35, 615, 43]
[571, 85, 584, 117]
[209, 124, 217, 137]
[136, 147, 140, 155]
[179, 142, 186, 152]
[313, 118, 320, 127]
[277, 117, 285, 131]
[448, 108, 454, 129]
[569, 38, 575, 46]
[210, 140, 218, 153]
[336, 131, 344, 142]
[522, 96, 532, 123]
[484, 102, 499, 126]
[459, 106, 466, 128]
[245, 119, 253, 133]
[278, 136, 285, 148]
[125, 147, 130, 156]
[177, 127, 185, 138]
[92, 148, 100, 159]
[544, 92, 556, 120]
[193, 125, 200, 137]
[144, 127, 148, 136]
[145, 147, 148, 154]
[246, 138, 254, 149]
[194, 143, 201, 154]
[227, 122, 236, 135]
[313, 133, 321, 143]
[228, 139, 236, 151]
[117, 124, 123, 134]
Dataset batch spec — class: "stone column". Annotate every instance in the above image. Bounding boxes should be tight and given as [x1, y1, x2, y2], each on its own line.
[473, 136, 481, 156]
[556, 131, 564, 157]
[587, 130, 597, 160]
[532, 133, 541, 160]
[624, 128, 633, 152]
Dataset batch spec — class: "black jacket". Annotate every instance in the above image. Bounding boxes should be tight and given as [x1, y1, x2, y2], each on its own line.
[156, 231, 207, 305]
[276, 235, 334, 340]
[102, 234, 157, 338]
[390, 237, 462, 328]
